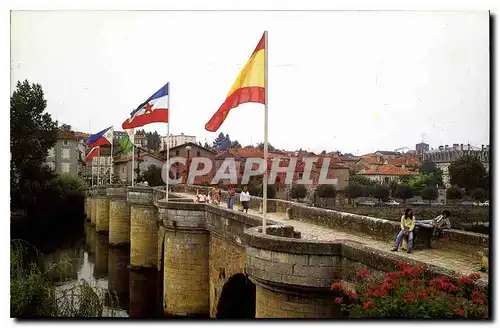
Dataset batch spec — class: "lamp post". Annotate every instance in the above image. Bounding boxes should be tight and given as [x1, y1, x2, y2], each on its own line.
[185, 145, 191, 192]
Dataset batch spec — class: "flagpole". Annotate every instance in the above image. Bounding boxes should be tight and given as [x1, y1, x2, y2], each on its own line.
[166, 82, 170, 203]
[131, 130, 135, 186]
[262, 30, 268, 235]
[110, 134, 113, 185]
[97, 146, 100, 186]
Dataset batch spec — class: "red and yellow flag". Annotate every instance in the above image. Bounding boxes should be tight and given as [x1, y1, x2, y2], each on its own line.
[205, 33, 266, 132]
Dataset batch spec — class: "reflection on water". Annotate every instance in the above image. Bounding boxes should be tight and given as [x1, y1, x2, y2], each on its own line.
[45, 221, 163, 318]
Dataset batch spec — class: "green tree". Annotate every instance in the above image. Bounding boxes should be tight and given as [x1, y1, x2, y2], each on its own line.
[59, 124, 72, 132]
[394, 184, 414, 204]
[471, 188, 486, 202]
[421, 187, 438, 204]
[212, 132, 232, 150]
[372, 184, 390, 203]
[407, 174, 428, 195]
[446, 185, 464, 203]
[10, 80, 59, 210]
[289, 184, 307, 201]
[230, 140, 242, 149]
[449, 155, 487, 193]
[345, 182, 363, 205]
[315, 184, 337, 206]
[348, 171, 376, 186]
[257, 142, 277, 152]
[140, 164, 164, 186]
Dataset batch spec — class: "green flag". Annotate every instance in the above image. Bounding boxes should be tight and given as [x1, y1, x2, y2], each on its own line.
[120, 134, 134, 154]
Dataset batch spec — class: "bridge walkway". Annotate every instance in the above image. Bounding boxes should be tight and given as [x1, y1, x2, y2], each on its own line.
[173, 191, 486, 279]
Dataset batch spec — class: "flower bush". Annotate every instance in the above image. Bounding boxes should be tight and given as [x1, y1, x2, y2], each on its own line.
[332, 262, 488, 319]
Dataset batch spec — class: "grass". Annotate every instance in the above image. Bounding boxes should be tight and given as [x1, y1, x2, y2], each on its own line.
[10, 239, 120, 318]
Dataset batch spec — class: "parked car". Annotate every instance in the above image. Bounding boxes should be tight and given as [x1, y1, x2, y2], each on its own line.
[384, 200, 400, 206]
[411, 201, 427, 206]
[430, 201, 443, 206]
[480, 200, 489, 207]
[459, 201, 476, 206]
[357, 201, 376, 207]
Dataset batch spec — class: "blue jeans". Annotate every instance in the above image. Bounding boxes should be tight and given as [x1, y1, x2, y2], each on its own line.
[416, 219, 434, 229]
[394, 230, 414, 250]
[228, 196, 235, 209]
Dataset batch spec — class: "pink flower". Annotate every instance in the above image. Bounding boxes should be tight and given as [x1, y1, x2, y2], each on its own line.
[335, 297, 343, 304]
[455, 309, 465, 316]
[363, 300, 375, 309]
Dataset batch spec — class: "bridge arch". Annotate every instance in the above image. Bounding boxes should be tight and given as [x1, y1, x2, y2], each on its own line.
[216, 273, 256, 319]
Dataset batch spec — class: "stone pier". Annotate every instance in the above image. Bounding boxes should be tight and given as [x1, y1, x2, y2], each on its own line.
[128, 186, 158, 269]
[159, 202, 210, 317]
[108, 187, 130, 246]
[95, 196, 110, 233]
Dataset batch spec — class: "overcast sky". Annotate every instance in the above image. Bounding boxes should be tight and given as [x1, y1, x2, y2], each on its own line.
[10, 10, 489, 155]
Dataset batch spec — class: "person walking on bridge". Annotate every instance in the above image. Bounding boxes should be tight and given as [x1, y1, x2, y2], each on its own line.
[240, 185, 251, 213]
[228, 185, 236, 210]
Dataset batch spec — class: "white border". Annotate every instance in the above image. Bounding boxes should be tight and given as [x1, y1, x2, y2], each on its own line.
[3, 1, 497, 327]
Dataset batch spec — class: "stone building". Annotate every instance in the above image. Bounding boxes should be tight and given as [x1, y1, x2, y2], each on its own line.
[421, 143, 490, 187]
[161, 133, 197, 150]
[45, 131, 81, 176]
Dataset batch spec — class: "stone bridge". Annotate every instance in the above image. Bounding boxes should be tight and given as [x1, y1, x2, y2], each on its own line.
[85, 185, 488, 318]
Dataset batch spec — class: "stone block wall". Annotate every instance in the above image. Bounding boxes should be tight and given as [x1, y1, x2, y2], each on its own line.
[208, 234, 246, 318]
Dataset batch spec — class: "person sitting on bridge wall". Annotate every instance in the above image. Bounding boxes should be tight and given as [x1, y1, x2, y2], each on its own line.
[416, 210, 451, 237]
[391, 208, 416, 254]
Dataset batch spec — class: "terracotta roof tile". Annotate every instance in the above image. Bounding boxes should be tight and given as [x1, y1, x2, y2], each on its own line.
[361, 164, 418, 176]
[389, 156, 421, 167]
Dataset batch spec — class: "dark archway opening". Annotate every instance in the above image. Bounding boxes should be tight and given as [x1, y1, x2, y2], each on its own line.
[216, 273, 256, 319]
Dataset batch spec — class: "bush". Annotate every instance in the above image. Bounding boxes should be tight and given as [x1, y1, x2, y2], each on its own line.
[332, 261, 488, 319]
[447, 185, 464, 202]
[289, 184, 307, 200]
[139, 165, 164, 186]
[373, 184, 390, 202]
[315, 184, 337, 199]
[11, 241, 117, 318]
[471, 188, 486, 202]
[394, 184, 414, 204]
[421, 187, 438, 203]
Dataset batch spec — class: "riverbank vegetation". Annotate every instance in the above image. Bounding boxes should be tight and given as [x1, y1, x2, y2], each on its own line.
[11, 240, 118, 318]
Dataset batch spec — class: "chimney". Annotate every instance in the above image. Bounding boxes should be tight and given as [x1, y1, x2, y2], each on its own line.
[467, 143, 471, 150]
[453, 143, 459, 150]
[481, 145, 484, 151]
[445, 145, 449, 151]
[460, 144, 463, 151]
[439, 145, 444, 151]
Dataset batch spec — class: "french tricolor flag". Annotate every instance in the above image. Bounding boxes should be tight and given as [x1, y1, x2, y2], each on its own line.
[88, 126, 114, 148]
[122, 83, 169, 129]
[85, 146, 100, 162]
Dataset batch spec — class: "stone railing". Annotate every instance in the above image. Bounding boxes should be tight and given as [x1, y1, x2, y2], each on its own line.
[171, 184, 489, 253]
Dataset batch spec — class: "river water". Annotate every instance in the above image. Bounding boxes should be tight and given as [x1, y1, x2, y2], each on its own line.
[42, 221, 164, 318]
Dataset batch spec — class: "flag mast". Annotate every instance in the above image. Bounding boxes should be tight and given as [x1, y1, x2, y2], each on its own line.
[97, 146, 100, 186]
[262, 30, 268, 235]
[166, 82, 170, 203]
[110, 129, 113, 185]
[131, 130, 135, 186]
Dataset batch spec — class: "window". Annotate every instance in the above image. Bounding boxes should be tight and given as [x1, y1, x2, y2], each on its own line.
[61, 163, 70, 173]
[63, 140, 69, 147]
[122, 167, 125, 174]
[197, 151, 201, 157]
[298, 173, 303, 178]
[46, 162, 55, 171]
[62, 148, 71, 159]
[175, 150, 179, 156]
[48, 148, 55, 157]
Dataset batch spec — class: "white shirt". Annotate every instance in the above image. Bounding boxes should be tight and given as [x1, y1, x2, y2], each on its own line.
[240, 191, 251, 202]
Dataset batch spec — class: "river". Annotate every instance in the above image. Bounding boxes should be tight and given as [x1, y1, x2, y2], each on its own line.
[40, 221, 164, 318]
